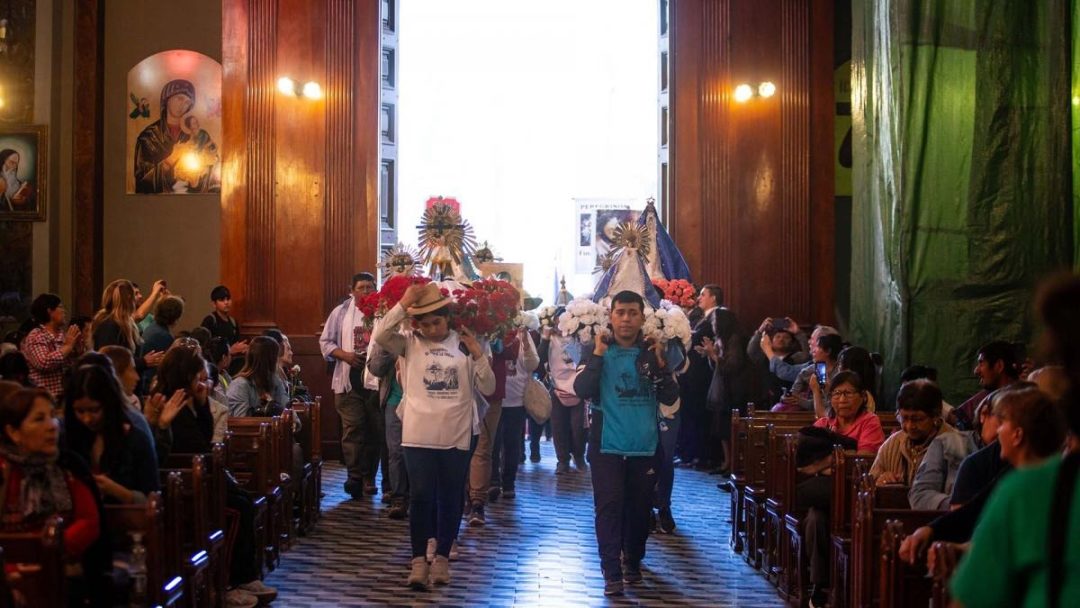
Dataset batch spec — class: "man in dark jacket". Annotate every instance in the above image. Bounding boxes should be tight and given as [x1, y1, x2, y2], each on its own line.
[574, 290, 680, 597]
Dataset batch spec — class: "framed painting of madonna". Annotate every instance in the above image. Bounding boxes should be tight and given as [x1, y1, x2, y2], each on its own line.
[0, 125, 47, 222]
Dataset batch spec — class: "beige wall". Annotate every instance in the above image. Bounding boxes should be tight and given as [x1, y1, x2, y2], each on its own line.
[100, 0, 222, 328]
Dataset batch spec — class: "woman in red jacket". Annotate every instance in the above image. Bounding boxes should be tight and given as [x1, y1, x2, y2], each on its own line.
[0, 387, 101, 559]
[1, 386, 109, 606]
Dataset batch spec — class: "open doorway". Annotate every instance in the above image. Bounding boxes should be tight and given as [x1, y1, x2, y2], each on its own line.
[386, 0, 659, 301]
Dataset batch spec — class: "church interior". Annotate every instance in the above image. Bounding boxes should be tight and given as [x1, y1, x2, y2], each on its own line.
[0, 0, 1078, 606]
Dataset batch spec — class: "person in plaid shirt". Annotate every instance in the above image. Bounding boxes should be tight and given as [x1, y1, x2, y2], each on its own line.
[21, 293, 83, 399]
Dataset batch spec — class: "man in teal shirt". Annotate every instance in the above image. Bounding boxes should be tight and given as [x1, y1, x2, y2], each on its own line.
[574, 290, 679, 596]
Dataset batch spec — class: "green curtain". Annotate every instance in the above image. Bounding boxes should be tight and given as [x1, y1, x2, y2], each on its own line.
[851, 0, 1075, 404]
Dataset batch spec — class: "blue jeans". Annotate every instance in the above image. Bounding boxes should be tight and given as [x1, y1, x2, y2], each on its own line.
[404, 445, 473, 558]
[384, 404, 408, 500]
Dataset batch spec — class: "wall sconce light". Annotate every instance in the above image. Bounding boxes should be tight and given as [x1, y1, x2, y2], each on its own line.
[734, 84, 754, 103]
[734, 81, 777, 103]
[277, 76, 297, 96]
[277, 76, 323, 100]
[301, 81, 322, 100]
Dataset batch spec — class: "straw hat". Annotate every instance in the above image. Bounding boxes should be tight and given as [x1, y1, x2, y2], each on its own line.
[406, 282, 452, 316]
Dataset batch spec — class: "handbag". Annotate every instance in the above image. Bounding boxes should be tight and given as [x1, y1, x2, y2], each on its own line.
[523, 377, 552, 425]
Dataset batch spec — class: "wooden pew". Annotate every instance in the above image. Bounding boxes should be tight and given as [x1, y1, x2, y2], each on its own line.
[104, 492, 185, 607]
[0, 515, 65, 608]
[742, 417, 810, 571]
[292, 397, 323, 535]
[851, 476, 938, 608]
[225, 420, 275, 574]
[728, 409, 751, 554]
[162, 450, 228, 607]
[929, 541, 957, 608]
[880, 520, 934, 608]
[159, 471, 211, 608]
[762, 428, 798, 586]
[827, 449, 875, 608]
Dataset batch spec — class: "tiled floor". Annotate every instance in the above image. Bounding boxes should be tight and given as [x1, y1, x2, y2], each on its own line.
[266, 441, 784, 607]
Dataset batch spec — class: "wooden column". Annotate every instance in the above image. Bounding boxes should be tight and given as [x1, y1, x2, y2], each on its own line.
[72, 0, 105, 315]
[669, 0, 835, 328]
[223, 0, 381, 460]
[222, 0, 380, 335]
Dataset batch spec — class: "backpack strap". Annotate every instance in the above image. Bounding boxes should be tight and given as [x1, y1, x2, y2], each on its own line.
[1048, 452, 1080, 608]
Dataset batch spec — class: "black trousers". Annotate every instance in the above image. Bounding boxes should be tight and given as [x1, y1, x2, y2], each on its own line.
[492, 406, 526, 490]
[587, 411, 655, 580]
[796, 474, 833, 586]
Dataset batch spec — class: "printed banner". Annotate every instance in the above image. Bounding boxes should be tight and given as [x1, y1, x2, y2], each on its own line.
[573, 198, 638, 274]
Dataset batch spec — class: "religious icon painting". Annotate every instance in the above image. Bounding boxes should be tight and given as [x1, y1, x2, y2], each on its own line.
[126, 50, 223, 194]
[0, 125, 47, 221]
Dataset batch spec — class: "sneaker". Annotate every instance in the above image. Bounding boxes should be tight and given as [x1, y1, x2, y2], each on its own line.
[407, 556, 429, 590]
[468, 503, 486, 527]
[622, 562, 643, 584]
[657, 507, 676, 534]
[225, 589, 258, 608]
[555, 462, 570, 475]
[387, 499, 408, 520]
[529, 447, 541, 463]
[449, 540, 460, 560]
[573, 456, 588, 471]
[236, 579, 278, 603]
[426, 538, 437, 562]
[487, 486, 501, 502]
[430, 555, 450, 585]
[603, 579, 624, 596]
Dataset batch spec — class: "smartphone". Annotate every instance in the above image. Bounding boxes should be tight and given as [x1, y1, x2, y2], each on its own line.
[771, 317, 788, 332]
[815, 361, 828, 387]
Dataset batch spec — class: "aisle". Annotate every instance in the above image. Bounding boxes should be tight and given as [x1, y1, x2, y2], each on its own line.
[265, 441, 783, 607]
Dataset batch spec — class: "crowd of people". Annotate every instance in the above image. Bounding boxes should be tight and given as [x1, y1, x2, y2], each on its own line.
[0, 280, 290, 607]
[2, 270, 1078, 605]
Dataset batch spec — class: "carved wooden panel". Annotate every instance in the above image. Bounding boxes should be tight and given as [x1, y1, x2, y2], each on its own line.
[244, 0, 277, 327]
[669, 0, 835, 328]
[323, 0, 357, 308]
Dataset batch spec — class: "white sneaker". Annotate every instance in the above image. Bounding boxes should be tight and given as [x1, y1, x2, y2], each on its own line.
[430, 555, 450, 585]
[426, 537, 437, 562]
[407, 556, 430, 590]
[236, 579, 278, 603]
[225, 589, 258, 608]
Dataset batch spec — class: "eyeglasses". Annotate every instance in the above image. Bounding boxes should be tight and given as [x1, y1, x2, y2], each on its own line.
[171, 337, 202, 352]
[829, 389, 860, 400]
[896, 413, 932, 425]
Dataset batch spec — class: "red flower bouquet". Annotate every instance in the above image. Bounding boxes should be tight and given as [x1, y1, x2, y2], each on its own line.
[450, 279, 520, 340]
[359, 275, 432, 327]
[652, 278, 697, 309]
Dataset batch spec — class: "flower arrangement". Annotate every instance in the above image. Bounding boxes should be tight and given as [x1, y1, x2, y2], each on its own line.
[449, 279, 521, 340]
[536, 305, 559, 329]
[515, 311, 540, 332]
[651, 278, 697, 309]
[358, 275, 432, 326]
[557, 298, 609, 345]
[643, 300, 693, 350]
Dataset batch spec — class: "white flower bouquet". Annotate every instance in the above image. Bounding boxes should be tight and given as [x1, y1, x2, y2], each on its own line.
[515, 311, 540, 332]
[536, 305, 559, 329]
[557, 298, 609, 346]
[643, 300, 692, 350]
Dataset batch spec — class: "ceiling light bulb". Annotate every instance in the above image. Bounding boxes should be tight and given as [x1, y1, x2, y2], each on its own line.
[758, 81, 776, 98]
[302, 81, 322, 99]
[733, 84, 754, 103]
[277, 76, 297, 96]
